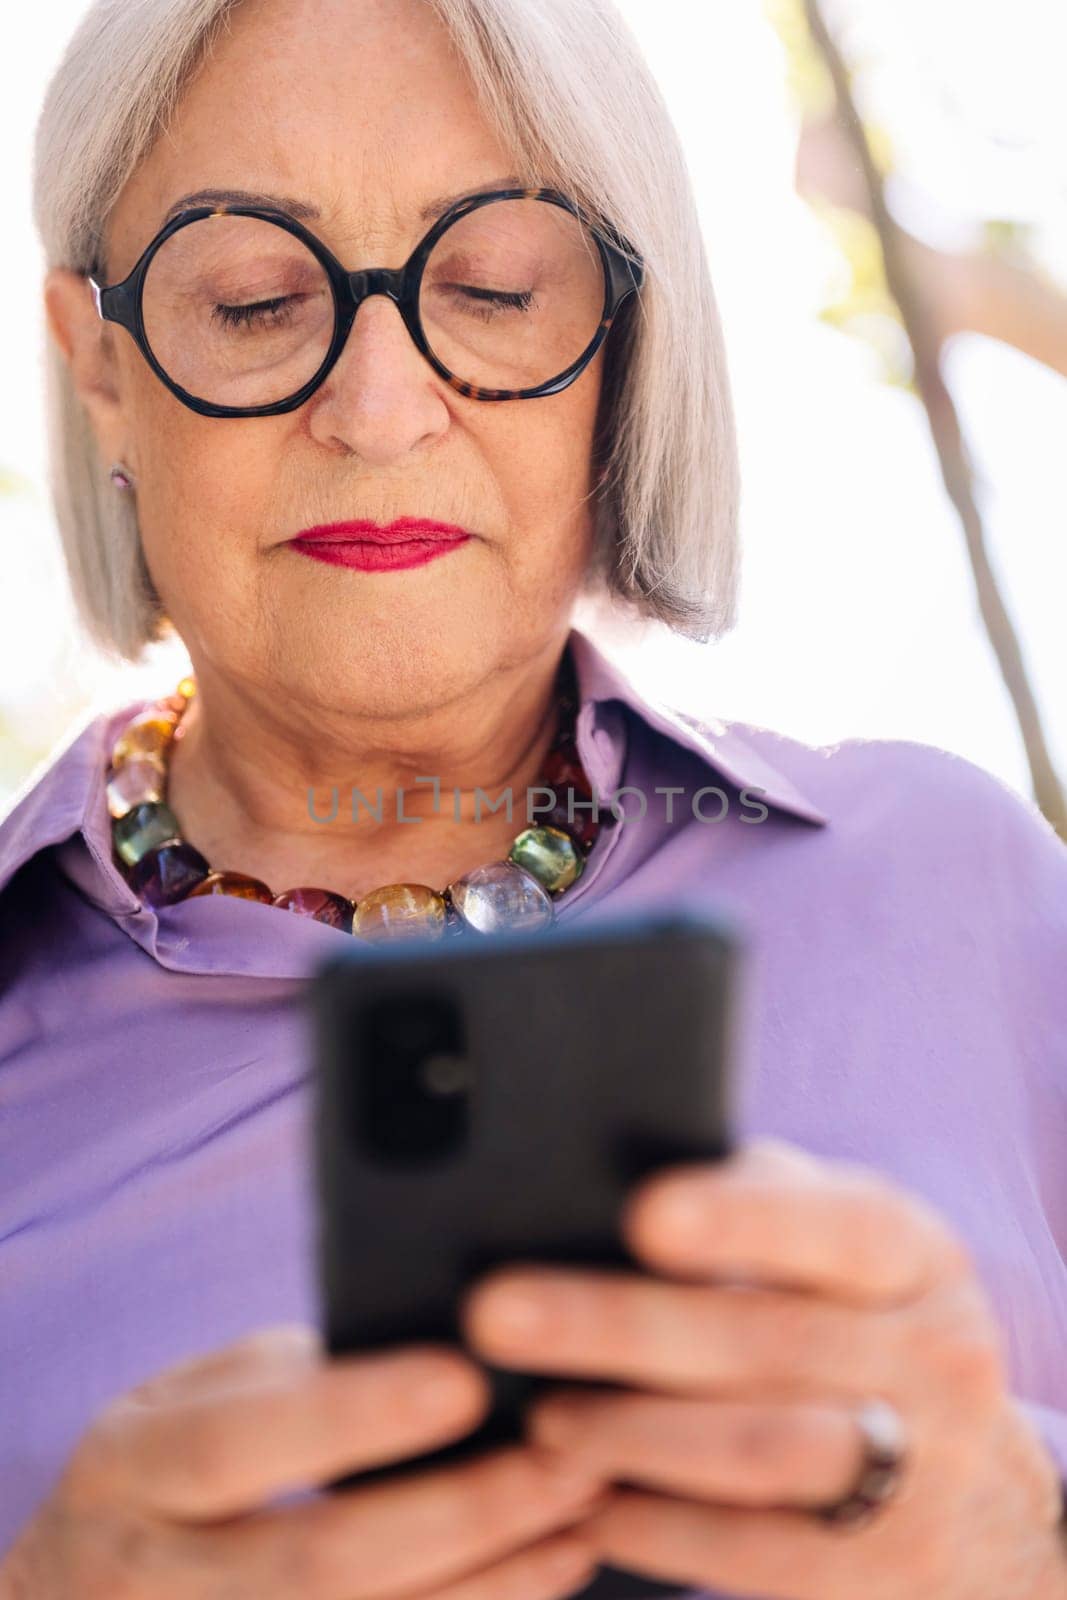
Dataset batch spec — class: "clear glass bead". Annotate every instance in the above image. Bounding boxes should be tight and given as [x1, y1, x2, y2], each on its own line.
[448, 860, 554, 934]
[105, 757, 165, 819]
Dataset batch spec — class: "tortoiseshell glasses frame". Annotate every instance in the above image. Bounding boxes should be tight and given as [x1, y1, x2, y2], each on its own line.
[86, 186, 645, 418]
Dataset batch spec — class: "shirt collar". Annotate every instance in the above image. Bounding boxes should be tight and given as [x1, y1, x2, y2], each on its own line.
[0, 699, 142, 913]
[566, 629, 829, 827]
[0, 626, 827, 909]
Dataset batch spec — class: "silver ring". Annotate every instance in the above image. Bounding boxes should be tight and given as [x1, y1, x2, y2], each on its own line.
[814, 1398, 909, 1530]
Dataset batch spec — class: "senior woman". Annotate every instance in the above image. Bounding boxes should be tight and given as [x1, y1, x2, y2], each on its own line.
[1, 0, 1066, 1595]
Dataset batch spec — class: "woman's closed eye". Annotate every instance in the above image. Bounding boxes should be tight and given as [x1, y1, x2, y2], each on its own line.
[209, 285, 535, 333]
[439, 283, 537, 320]
[211, 294, 303, 331]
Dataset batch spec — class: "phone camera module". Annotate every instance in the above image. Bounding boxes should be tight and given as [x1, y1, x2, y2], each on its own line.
[418, 1052, 473, 1097]
[357, 993, 471, 1165]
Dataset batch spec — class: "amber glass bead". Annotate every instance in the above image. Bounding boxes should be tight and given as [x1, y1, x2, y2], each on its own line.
[187, 871, 274, 904]
[176, 676, 196, 700]
[509, 825, 584, 893]
[113, 800, 181, 865]
[111, 711, 178, 770]
[448, 860, 554, 934]
[353, 884, 447, 943]
[129, 841, 210, 906]
[273, 887, 355, 933]
[106, 757, 165, 819]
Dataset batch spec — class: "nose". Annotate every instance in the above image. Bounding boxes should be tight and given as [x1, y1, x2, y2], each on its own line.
[306, 268, 446, 461]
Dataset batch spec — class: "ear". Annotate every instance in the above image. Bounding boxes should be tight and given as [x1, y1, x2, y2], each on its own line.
[43, 268, 131, 469]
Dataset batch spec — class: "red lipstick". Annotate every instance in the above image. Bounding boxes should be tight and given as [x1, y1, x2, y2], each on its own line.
[287, 517, 473, 572]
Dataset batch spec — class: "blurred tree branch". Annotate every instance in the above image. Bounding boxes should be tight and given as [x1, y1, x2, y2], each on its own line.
[796, 116, 1067, 379]
[796, 0, 1067, 839]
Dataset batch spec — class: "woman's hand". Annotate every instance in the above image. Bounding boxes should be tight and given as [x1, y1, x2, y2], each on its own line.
[0, 1325, 608, 1600]
[462, 1138, 1067, 1600]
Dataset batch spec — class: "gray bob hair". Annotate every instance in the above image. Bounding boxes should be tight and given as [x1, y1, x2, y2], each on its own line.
[33, 0, 740, 661]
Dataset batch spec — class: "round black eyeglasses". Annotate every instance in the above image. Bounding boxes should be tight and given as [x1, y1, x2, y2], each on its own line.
[86, 186, 644, 418]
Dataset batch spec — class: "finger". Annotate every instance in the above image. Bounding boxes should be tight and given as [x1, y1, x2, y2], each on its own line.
[75, 1336, 492, 1519]
[576, 1485, 898, 1599]
[196, 1443, 610, 1600]
[401, 1532, 599, 1600]
[621, 1140, 973, 1305]
[462, 1266, 904, 1397]
[527, 1388, 877, 1507]
[124, 1324, 323, 1405]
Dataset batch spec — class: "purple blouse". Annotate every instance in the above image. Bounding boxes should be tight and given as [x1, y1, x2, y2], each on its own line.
[2, 627, 1066, 1596]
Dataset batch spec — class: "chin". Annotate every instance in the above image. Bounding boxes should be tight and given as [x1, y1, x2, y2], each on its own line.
[279, 608, 512, 721]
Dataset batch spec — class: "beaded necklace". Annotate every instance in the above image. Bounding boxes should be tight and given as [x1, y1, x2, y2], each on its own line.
[106, 664, 604, 943]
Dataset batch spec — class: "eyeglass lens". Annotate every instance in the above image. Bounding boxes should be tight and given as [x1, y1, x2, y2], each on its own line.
[140, 199, 608, 408]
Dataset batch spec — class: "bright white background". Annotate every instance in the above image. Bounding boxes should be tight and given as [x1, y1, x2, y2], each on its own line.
[1, 0, 1064, 808]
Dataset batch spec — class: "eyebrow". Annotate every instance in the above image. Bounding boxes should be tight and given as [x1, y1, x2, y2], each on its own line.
[416, 176, 530, 223]
[159, 176, 532, 230]
[161, 188, 321, 225]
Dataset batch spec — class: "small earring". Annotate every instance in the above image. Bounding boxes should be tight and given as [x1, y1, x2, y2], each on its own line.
[110, 462, 134, 490]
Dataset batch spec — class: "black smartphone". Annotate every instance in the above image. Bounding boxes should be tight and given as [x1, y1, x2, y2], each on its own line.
[308, 907, 744, 1599]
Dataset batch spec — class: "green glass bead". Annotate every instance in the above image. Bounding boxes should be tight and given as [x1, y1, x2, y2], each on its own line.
[113, 800, 182, 866]
[508, 825, 584, 894]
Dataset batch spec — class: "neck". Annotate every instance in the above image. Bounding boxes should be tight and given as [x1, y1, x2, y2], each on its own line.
[164, 635, 572, 902]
